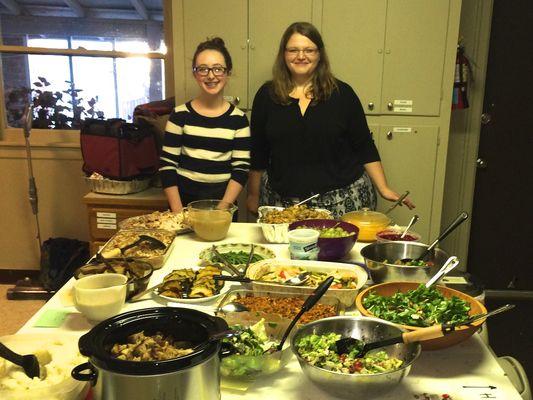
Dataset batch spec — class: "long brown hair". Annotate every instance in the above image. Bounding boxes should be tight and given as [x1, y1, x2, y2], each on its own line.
[271, 22, 337, 104]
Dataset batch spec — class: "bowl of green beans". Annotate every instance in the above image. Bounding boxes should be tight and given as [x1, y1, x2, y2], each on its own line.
[198, 243, 276, 272]
[289, 219, 359, 261]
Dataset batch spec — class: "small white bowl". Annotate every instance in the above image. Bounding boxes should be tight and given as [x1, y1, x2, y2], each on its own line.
[73, 273, 127, 321]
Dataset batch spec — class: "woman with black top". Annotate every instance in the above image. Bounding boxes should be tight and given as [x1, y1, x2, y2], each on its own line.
[247, 22, 414, 218]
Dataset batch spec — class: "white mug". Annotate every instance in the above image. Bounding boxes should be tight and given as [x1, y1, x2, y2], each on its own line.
[73, 273, 127, 321]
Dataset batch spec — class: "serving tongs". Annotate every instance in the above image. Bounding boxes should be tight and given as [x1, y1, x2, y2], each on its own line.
[384, 191, 410, 215]
[211, 246, 242, 276]
[336, 304, 515, 357]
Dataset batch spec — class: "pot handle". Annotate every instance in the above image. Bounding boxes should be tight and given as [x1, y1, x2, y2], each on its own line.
[72, 362, 98, 386]
[210, 315, 230, 332]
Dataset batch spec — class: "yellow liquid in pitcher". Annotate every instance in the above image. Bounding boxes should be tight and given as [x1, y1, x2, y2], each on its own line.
[190, 209, 232, 241]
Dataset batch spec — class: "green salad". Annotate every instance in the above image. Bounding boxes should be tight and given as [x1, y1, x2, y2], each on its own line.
[362, 284, 471, 327]
[214, 250, 265, 265]
[296, 333, 403, 374]
[220, 319, 280, 379]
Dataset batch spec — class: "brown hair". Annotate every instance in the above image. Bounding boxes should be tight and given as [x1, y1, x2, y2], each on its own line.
[192, 37, 233, 74]
[271, 22, 337, 104]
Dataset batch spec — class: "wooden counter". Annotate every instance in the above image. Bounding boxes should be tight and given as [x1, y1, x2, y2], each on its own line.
[83, 187, 169, 254]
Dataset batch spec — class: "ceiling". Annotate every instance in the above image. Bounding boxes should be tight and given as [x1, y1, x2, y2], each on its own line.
[0, 0, 163, 21]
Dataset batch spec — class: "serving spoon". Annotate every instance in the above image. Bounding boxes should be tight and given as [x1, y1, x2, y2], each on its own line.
[424, 256, 460, 288]
[213, 271, 310, 286]
[401, 215, 419, 239]
[336, 303, 515, 357]
[401, 212, 468, 263]
[0, 342, 40, 379]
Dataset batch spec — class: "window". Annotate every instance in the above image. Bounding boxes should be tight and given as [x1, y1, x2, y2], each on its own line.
[0, 0, 167, 131]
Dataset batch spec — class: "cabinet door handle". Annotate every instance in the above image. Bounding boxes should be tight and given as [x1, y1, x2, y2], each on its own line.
[387, 131, 393, 140]
[368, 102, 374, 110]
[387, 102, 393, 111]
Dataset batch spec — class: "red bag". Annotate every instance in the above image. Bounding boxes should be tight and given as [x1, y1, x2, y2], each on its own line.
[80, 118, 160, 180]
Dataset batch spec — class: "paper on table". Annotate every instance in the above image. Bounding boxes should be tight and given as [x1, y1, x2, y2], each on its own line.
[33, 309, 71, 328]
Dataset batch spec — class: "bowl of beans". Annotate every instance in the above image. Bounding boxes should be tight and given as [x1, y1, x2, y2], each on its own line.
[289, 219, 359, 261]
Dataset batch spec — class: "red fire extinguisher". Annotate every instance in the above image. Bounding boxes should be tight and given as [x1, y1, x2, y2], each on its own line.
[452, 45, 471, 109]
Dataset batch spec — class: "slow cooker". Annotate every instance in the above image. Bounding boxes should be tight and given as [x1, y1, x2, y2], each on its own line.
[71, 307, 229, 400]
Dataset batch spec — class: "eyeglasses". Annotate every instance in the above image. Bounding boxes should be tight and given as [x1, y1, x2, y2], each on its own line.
[285, 47, 319, 57]
[193, 66, 227, 76]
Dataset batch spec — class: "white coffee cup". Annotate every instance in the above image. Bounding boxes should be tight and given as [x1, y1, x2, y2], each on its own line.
[73, 273, 127, 321]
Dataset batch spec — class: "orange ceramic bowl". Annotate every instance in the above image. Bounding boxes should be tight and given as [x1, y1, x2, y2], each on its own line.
[355, 282, 487, 350]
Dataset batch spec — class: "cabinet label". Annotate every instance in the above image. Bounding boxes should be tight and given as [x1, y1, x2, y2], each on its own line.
[394, 100, 413, 105]
[393, 106, 412, 113]
[97, 223, 116, 230]
[392, 127, 412, 133]
[97, 218, 116, 224]
[97, 212, 116, 218]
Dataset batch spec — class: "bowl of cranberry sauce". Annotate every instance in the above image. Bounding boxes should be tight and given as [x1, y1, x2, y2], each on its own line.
[375, 228, 421, 243]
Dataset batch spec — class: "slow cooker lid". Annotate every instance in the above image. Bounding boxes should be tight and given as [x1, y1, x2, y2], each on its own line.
[79, 307, 228, 375]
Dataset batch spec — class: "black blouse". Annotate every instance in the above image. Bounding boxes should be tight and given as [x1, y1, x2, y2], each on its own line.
[250, 80, 380, 197]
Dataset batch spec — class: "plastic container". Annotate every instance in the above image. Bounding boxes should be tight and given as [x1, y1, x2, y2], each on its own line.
[245, 259, 368, 307]
[0, 334, 89, 400]
[340, 208, 391, 242]
[288, 228, 320, 260]
[289, 219, 359, 261]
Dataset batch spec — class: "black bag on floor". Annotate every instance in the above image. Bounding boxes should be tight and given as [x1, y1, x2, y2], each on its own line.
[39, 238, 90, 291]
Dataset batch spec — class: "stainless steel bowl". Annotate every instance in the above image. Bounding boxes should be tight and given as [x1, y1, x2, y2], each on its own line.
[360, 241, 450, 283]
[291, 316, 421, 399]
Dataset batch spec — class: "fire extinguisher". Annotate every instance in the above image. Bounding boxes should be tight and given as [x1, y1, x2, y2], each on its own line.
[452, 45, 471, 109]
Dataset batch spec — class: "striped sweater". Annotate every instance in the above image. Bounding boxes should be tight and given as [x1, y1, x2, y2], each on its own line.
[159, 102, 251, 193]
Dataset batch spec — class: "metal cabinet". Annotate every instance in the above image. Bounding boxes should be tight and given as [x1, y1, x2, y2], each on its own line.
[174, 0, 318, 109]
[322, 0, 450, 116]
[374, 124, 440, 241]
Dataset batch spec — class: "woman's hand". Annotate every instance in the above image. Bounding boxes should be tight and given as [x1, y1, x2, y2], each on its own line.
[379, 187, 416, 209]
[246, 193, 260, 214]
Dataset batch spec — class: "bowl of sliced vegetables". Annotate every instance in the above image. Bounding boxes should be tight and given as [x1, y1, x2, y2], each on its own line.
[291, 316, 421, 399]
[220, 315, 293, 381]
[360, 241, 450, 283]
[289, 219, 359, 261]
[245, 259, 367, 307]
[355, 282, 487, 350]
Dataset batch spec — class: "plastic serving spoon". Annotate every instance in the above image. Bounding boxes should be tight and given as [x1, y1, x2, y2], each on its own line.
[336, 303, 515, 357]
[0, 342, 40, 379]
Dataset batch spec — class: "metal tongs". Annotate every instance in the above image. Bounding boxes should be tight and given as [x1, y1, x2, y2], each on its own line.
[384, 191, 410, 215]
[211, 246, 241, 276]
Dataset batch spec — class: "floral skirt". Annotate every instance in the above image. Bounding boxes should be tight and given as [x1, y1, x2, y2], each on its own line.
[259, 172, 377, 219]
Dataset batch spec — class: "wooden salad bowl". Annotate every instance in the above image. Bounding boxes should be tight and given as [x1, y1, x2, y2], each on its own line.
[355, 281, 487, 350]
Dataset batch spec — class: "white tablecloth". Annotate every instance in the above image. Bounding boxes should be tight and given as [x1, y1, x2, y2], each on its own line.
[18, 223, 522, 400]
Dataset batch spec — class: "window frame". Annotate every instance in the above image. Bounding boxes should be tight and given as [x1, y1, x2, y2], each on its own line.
[0, 3, 173, 148]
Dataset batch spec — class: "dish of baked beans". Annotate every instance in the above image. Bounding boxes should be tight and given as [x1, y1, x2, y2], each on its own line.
[230, 295, 337, 324]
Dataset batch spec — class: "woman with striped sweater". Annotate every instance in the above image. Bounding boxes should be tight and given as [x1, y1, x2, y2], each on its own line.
[159, 38, 250, 212]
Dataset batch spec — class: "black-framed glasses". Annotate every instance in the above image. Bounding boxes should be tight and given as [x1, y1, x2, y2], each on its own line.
[285, 47, 319, 57]
[193, 66, 228, 76]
